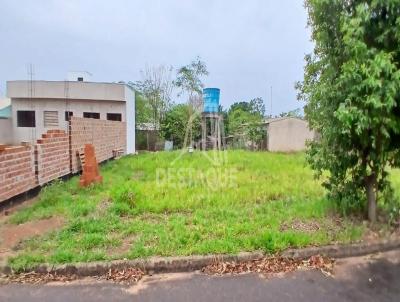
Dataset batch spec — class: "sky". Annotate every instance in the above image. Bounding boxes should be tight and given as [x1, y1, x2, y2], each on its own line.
[0, 0, 313, 115]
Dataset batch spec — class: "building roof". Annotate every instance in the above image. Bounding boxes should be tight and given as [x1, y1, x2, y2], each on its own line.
[136, 123, 159, 131]
[263, 116, 306, 124]
[0, 105, 11, 119]
[0, 98, 11, 119]
[7, 80, 130, 102]
[0, 97, 10, 108]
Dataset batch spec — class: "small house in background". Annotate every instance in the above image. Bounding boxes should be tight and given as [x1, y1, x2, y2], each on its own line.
[6, 80, 136, 154]
[263, 117, 315, 152]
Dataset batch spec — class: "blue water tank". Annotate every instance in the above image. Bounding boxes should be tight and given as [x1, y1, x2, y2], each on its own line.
[203, 88, 220, 113]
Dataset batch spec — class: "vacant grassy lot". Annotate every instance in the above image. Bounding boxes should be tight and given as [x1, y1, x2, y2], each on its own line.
[3, 151, 369, 271]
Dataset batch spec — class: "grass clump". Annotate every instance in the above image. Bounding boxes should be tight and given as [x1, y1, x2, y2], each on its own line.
[109, 181, 139, 216]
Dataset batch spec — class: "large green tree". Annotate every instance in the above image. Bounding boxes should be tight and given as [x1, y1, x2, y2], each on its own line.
[160, 104, 201, 149]
[227, 98, 266, 148]
[297, 0, 400, 222]
[174, 57, 209, 148]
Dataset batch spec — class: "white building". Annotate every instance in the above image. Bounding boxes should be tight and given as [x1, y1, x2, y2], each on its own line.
[4, 80, 136, 154]
[264, 117, 315, 152]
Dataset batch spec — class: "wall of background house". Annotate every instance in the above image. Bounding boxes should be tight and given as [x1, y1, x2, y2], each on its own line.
[125, 86, 135, 154]
[10, 98, 126, 145]
[267, 118, 314, 152]
[69, 117, 127, 173]
[0, 119, 13, 144]
[0, 145, 36, 202]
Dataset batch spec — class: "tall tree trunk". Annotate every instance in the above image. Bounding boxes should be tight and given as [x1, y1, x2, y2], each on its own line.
[365, 174, 377, 223]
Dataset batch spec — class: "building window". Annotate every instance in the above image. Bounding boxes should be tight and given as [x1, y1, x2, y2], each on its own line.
[107, 113, 122, 121]
[83, 112, 100, 119]
[17, 110, 36, 127]
[44, 111, 59, 127]
[65, 111, 73, 121]
[77, 77, 84, 82]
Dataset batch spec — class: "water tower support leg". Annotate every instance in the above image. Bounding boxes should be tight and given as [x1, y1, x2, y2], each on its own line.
[201, 117, 207, 151]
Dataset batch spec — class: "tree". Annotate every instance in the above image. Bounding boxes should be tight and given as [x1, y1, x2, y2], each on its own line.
[174, 57, 209, 148]
[279, 108, 303, 118]
[249, 97, 266, 117]
[134, 92, 153, 124]
[229, 98, 265, 118]
[132, 65, 174, 127]
[174, 56, 209, 97]
[227, 99, 266, 148]
[297, 0, 400, 222]
[229, 102, 252, 114]
[160, 104, 201, 149]
[247, 121, 265, 149]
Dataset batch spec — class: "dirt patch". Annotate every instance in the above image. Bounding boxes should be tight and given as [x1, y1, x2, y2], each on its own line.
[96, 198, 112, 215]
[280, 219, 321, 233]
[0, 197, 39, 224]
[107, 235, 137, 257]
[136, 213, 166, 224]
[0, 216, 64, 252]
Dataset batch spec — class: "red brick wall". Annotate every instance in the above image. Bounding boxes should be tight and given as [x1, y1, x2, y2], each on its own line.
[0, 145, 37, 202]
[0, 118, 127, 203]
[35, 130, 70, 185]
[69, 117, 126, 173]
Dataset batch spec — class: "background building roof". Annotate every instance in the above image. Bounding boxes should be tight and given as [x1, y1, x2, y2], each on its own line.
[0, 98, 11, 119]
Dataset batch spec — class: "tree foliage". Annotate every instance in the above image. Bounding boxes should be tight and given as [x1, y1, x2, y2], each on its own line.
[174, 57, 209, 148]
[132, 65, 174, 127]
[134, 92, 153, 124]
[229, 98, 265, 117]
[297, 0, 400, 221]
[279, 108, 303, 118]
[174, 56, 209, 97]
[227, 98, 266, 148]
[160, 103, 201, 149]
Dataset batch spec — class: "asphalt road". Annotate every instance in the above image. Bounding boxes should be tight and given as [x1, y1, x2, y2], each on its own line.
[1, 250, 399, 302]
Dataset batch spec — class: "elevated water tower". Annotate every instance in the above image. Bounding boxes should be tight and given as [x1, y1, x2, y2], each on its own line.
[201, 88, 225, 150]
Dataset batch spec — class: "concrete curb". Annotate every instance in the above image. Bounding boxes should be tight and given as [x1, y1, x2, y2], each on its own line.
[281, 237, 400, 259]
[0, 252, 265, 276]
[1, 238, 400, 276]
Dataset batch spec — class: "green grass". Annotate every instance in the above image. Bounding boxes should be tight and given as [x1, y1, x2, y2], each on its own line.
[5, 150, 367, 272]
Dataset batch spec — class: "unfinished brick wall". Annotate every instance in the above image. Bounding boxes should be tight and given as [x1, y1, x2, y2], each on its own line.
[0, 119, 127, 203]
[35, 130, 70, 185]
[69, 117, 126, 173]
[0, 145, 37, 202]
